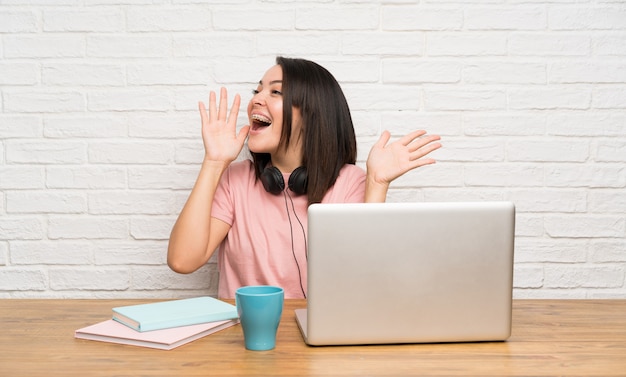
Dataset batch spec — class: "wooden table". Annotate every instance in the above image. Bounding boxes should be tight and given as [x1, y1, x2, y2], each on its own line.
[1, 299, 625, 376]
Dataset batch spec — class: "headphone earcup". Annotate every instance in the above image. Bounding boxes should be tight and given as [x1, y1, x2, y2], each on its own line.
[260, 166, 285, 195]
[288, 166, 308, 195]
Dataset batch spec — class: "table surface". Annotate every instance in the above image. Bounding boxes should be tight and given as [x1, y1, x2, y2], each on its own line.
[1, 299, 625, 376]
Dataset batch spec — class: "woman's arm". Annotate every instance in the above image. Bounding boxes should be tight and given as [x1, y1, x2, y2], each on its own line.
[365, 130, 441, 203]
[167, 88, 249, 273]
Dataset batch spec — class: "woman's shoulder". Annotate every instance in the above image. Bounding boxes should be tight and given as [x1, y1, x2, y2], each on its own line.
[225, 159, 255, 176]
[338, 163, 366, 179]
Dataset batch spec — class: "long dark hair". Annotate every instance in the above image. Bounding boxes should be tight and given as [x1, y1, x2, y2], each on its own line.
[251, 56, 357, 204]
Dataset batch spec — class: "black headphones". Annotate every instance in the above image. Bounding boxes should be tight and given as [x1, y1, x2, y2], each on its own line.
[260, 166, 308, 195]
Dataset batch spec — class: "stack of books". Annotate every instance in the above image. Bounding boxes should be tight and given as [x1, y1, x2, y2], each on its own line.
[75, 297, 239, 350]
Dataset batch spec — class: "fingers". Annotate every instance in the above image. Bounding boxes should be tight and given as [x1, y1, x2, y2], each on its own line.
[374, 130, 391, 148]
[218, 87, 228, 121]
[203, 88, 240, 127]
[207, 90, 217, 124]
[198, 101, 209, 125]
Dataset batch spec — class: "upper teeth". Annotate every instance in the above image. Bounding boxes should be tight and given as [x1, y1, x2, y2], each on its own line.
[251, 114, 271, 125]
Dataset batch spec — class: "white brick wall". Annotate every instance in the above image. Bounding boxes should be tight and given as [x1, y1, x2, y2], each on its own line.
[1, 0, 625, 299]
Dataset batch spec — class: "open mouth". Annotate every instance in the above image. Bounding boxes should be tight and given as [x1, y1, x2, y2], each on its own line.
[251, 114, 272, 131]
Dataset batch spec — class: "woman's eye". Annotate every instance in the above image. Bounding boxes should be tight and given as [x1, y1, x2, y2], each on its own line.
[271, 90, 282, 95]
[251, 89, 260, 95]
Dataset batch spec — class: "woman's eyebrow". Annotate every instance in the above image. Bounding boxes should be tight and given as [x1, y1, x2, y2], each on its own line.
[257, 80, 283, 85]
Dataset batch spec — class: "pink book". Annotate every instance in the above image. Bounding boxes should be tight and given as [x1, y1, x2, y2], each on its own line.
[75, 318, 239, 350]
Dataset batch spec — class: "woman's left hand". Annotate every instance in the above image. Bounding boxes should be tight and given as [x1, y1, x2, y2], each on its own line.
[366, 129, 442, 187]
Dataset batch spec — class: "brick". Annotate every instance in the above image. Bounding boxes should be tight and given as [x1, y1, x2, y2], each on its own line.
[545, 164, 626, 188]
[431, 139, 505, 162]
[127, 113, 197, 139]
[88, 141, 173, 164]
[515, 214, 547, 237]
[428, 34, 507, 56]
[549, 6, 626, 30]
[0, 167, 44, 190]
[382, 112, 462, 136]
[7, 191, 87, 214]
[130, 266, 215, 290]
[43, 8, 123, 32]
[424, 88, 506, 111]
[87, 89, 172, 112]
[515, 238, 587, 263]
[512, 266, 544, 289]
[509, 189, 587, 213]
[0, 243, 6, 266]
[0, 269, 47, 291]
[42, 63, 125, 86]
[173, 35, 254, 58]
[508, 87, 591, 110]
[550, 61, 626, 83]
[509, 33, 591, 56]
[46, 167, 127, 189]
[49, 268, 130, 291]
[0, 63, 39, 85]
[344, 85, 422, 111]
[174, 142, 204, 164]
[0, 10, 38, 32]
[596, 140, 626, 162]
[316, 59, 379, 84]
[296, 6, 378, 30]
[89, 192, 173, 215]
[0, 115, 41, 138]
[394, 164, 464, 187]
[4, 90, 85, 113]
[213, 8, 293, 31]
[544, 265, 624, 288]
[547, 113, 626, 137]
[595, 33, 626, 56]
[464, 113, 546, 136]
[0, 217, 44, 240]
[382, 7, 463, 31]
[44, 115, 127, 138]
[343, 32, 424, 56]
[130, 216, 175, 240]
[351, 111, 382, 137]
[465, 7, 546, 30]
[93, 241, 167, 265]
[508, 139, 589, 162]
[589, 190, 626, 213]
[7, 141, 86, 164]
[10, 241, 93, 265]
[257, 35, 341, 56]
[464, 164, 544, 187]
[383, 59, 461, 84]
[464, 62, 546, 84]
[128, 166, 199, 190]
[126, 7, 210, 31]
[593, 86, 626, 109]
[3, 35, 85, 58]
[48, 217, 129, 240]
[545, 215, 625, 238]
[589, 240, 626, 263]
[127, 63, 211, 85]
[86, 35, 171, 58]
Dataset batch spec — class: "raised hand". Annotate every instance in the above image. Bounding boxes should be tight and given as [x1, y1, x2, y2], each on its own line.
[199, 87, 250, 164]
[366, 130, 441, 197]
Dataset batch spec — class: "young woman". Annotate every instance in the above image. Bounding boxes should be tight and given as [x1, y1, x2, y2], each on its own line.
[167, 57, 441, 299]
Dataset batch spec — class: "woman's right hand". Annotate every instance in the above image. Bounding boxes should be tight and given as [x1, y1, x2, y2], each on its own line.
[199, 87, 250, 164]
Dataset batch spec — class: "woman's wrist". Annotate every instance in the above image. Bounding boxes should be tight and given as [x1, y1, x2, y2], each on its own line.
[364, 175, 389, 203]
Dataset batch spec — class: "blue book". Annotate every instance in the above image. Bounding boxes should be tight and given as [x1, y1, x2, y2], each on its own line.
[112, 297, 238, 332]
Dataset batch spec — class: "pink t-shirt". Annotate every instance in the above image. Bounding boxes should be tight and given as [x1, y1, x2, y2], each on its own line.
[211, 160, 366, 299]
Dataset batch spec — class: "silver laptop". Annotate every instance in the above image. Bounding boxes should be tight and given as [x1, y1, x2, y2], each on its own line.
[295, 201, 515, 346]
